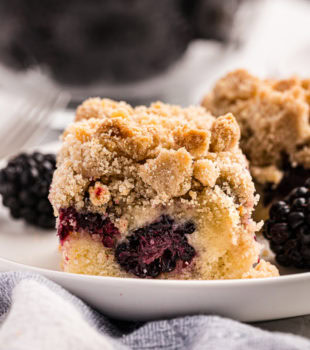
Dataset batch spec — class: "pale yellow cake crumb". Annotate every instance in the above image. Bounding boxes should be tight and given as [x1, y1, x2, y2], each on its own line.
[243, 260, 279, 279]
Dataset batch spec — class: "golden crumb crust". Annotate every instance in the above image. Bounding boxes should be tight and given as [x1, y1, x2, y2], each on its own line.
[50, 98, 254, 224]
[50, 98, 278, 280]
[203, 69, 310, 185]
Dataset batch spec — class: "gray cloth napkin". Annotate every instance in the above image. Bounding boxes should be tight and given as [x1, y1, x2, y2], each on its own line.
[0, 272, 309, 350]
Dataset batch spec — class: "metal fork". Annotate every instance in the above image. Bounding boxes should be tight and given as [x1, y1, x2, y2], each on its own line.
[0, 66, 69, 158]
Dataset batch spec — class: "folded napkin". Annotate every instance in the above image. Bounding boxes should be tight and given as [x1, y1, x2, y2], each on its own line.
[0, 272, 309, 350]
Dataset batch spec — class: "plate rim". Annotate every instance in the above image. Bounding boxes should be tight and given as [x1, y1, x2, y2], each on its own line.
[1, 255, 310, 287]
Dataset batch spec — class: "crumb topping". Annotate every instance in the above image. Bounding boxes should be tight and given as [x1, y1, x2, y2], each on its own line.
[138, 148, 193, 198]
[210, 113, 240, 152]
[203, 69, 310, 184]
[88, 181, 111, 207]
[193, 159, 219, 187]
[49, 99, 255, 230]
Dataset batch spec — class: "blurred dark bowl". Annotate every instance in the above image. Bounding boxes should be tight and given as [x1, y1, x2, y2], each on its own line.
[0, 0, 242, 102]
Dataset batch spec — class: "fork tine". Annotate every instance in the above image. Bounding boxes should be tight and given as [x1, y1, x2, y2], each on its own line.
[0, 102, 38, 158]
[0, 98, 30, 139]
[18, 102, 57, 151]
[22, 92, 69, 150]
[0, 98, 48, 158]
[0, 91, 62, 158]
[0, 65, 70, 159]
[7, 109, 47, 155]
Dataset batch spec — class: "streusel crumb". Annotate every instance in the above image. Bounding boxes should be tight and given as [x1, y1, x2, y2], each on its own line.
[50, 99, 251, 223]
[88, 181, 111, 207]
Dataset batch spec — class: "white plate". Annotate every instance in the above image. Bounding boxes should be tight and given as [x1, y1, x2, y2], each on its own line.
[0, 143, 310, 322]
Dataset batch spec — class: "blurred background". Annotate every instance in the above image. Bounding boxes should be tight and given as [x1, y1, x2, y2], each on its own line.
[0, 0, 310, 154]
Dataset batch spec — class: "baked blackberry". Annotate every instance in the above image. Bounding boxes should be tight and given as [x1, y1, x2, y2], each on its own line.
[0, 152, 56, 229]
[58, 207, 120, 247]
[115, 215, 196, 278]
[263, 178, 310, 268]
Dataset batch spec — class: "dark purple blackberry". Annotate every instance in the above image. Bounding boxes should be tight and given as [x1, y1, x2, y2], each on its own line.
[115, 215, 196, 278]
[263, 179, 310, 268]
[262, 156, 310, 207]
[58, 207, 120, 248]
[0, 152, 56, 229]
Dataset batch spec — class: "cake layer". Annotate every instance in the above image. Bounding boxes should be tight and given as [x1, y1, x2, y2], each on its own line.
[59, 206, 278, 280]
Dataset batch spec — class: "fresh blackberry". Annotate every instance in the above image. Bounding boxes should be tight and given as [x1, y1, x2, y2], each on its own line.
[262, 156, 310, 206]
[0, 152, 56, 229]
[263, 179, 310, 268]
[115, 215, 196, 278]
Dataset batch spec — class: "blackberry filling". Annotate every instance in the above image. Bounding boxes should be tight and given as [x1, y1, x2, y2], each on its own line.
[58, 207, 120, 248]
[115, 215, 196, 278]
[59, 208, 196, 278]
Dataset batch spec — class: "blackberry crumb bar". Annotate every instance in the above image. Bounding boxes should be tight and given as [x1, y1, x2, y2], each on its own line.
[49, 98, 278, 279]
[203, 69, 310, 218]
